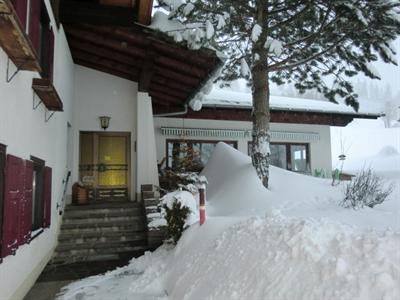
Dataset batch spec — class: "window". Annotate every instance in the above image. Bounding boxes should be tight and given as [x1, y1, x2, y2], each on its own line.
[0, 144, 6, 260]
[248, 142, 311, 174]
[31, 156, 44, 231]
[29, 0, 55, 80]
[0, 153, 52, 261]
[166, 140, 238, 172]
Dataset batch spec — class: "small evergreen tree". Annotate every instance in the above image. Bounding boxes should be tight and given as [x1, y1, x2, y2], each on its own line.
[164, 200, 191, 244]
[156, 0, 400, 188]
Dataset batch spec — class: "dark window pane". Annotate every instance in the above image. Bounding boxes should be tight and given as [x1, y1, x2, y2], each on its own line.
[166, 140, 237, 172]
[270, 144, 287, 169]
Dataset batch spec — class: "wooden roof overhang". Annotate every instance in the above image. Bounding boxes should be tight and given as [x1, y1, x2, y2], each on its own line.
[60, 1, 222, 112]
[169, 106, 380, 127]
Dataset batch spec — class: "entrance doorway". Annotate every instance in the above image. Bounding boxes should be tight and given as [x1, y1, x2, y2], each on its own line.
[79, 132, 131, 201]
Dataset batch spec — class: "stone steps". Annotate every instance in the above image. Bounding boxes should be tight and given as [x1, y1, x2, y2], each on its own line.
[63, 207, 143, 219]
[56, 239, 147, 252]
[58, 230, 147, 242]
[141, 185, 167, 250]
[60, 219, 146, 231]
[143, 198, 160, 207]
[53, 245, 146, 259]
[62, 215, 142, 225]
[49, 201, 149, 265]
[50, 247, 147, 264]
[64, 201, 141, 211]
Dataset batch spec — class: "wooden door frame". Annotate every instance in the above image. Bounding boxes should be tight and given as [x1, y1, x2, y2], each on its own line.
[0, 144, 6, 251]
[79, 131, 131, 199]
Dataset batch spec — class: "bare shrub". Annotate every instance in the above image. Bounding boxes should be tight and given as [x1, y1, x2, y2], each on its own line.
[340, 168, 394, 209]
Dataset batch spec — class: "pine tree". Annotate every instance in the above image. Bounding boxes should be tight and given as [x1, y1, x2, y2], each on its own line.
[156, 0, 400, 188]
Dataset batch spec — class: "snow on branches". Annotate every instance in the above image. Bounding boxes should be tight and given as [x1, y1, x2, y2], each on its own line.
[153, 0, 400, 111]
[153, 0, 400, 188]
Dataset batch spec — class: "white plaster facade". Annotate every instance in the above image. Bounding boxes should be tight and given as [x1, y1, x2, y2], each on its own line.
[0, 2, 74, 299]
[154, 117, 333, 175]
[0, 2, 348, 299]
[0, 2, 158, 298]
[70, 65, 138, 202]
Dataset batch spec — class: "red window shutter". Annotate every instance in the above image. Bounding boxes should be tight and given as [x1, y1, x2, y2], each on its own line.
[19, 160, 33, 245]
[1, 155, 24, 258]
[12, 0, 28, 30]
[28, 0, 41, 54]
[48, 28, 55, 82]
[43, 167, 52, 228]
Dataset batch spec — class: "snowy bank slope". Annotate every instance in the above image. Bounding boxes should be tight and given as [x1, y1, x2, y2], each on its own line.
[203, 143, 399, 231]
[58, 143, 400, 300]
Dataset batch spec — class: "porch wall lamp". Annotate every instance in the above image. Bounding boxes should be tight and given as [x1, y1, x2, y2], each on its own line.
[99, 116, 111, 130]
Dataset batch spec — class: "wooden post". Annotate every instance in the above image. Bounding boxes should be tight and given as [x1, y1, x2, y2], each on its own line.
[199, 187, 206, 225]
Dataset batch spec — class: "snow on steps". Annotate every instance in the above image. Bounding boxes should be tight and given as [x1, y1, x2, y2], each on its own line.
[141, 184, 167, 250]
[49, 201, 148, 266]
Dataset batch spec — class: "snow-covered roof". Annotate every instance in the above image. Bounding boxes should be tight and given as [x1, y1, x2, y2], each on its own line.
[203, 88, 383, 117]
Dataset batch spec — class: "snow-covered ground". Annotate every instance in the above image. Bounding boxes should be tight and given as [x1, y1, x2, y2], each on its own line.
[58, 131, 400, 300]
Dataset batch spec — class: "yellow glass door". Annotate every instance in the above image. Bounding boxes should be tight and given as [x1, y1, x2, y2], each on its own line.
[98, 135, 128, 187]
[79, 132, 130, 201]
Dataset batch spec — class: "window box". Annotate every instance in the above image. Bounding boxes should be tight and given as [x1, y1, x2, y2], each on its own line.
[0, 0, 41, 72]
[32, 78, 63, 111]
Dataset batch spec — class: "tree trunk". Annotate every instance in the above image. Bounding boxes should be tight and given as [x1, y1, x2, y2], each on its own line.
[251, 0, 270, 188]
[251, 64, 270, 188]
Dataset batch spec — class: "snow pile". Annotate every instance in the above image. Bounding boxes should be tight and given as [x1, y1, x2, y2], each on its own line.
[166, 214, 400, 300]
[57, 247, 171, 300]
[58, 143, 400, 300]
[201, 143, 271, 216]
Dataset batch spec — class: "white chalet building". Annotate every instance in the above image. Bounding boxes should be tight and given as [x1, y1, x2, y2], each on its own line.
[0, 1, 381, 299]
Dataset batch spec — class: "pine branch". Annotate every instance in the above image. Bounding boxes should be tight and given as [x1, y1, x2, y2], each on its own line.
[268, 0, 308, 15]
[268, 3, 312, 31]
[284, 9, 339, 50]
[270, 36, 347, 72]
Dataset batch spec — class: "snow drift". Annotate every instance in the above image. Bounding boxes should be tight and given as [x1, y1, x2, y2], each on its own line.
[58, 143, 400, 300]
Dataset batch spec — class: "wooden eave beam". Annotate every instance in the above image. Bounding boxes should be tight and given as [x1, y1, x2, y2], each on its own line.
[75, 59, 137, 82]
[68, 37, 144, 68]
[87, 25, 209, 77]
[151, 75, 193, 93]
[155, 66, 200, 87]
[81, 24, 150, 48]
[88, 25, 215, 68]
[149, 90, 184, 104]
[151, 98, 173, 107]
[72, 50, 139, 78]
[150, 84, 189, 100]
[138, 0, 153, 25]
[151, 42, 216, 68]
[65, 26, 147, 58]
[60, 0, 137, 26]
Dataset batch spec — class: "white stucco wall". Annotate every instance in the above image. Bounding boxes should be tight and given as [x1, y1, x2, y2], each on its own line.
[71, 65, 138, 200]
[136, 93, 159, 195]
[154, 117, 333, 175]
[0, 1, 75, 299]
